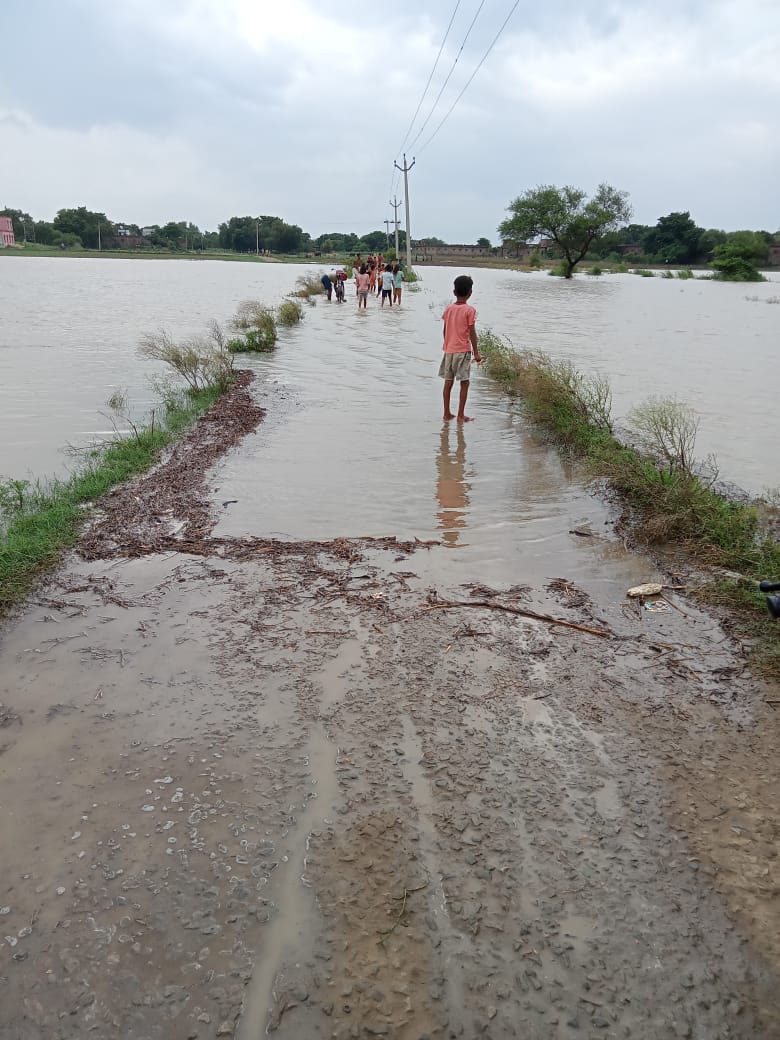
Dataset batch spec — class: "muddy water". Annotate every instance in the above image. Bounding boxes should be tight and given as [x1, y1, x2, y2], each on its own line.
[0, 257, 300, 479]
[2, 258, 778, 495]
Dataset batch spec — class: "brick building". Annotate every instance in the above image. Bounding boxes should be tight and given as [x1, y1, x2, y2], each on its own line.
[0, 216, 16, 247]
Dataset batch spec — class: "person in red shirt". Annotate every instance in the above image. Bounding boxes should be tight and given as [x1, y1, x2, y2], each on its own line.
[439, 274, 482, 422]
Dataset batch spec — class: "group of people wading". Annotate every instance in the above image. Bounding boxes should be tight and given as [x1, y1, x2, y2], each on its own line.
[320, 253, 404, 309]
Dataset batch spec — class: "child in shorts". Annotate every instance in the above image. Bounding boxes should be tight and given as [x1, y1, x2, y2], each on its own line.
[439, 274, 482, 422]
[380, 264, 394, 307]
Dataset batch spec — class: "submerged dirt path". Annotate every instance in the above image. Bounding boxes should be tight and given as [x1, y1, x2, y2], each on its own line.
[2, 374, 780, 1040]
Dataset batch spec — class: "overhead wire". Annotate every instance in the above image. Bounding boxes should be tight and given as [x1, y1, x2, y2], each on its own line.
[394, 0, 462, 163]
[388, 0, 462, 203]
[416, 0, 520, 155]
[406, 0, 487, 154]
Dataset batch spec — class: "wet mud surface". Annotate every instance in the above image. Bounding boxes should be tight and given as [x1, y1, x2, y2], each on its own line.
[2, 375, 780, 1039]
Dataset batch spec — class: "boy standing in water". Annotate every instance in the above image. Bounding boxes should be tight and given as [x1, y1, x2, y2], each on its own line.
[440, 274, 482, 422]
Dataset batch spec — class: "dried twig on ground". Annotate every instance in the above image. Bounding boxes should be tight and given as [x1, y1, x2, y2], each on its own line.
[402, 599, 612, 638]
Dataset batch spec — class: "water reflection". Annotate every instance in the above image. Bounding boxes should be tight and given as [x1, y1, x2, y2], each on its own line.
[435, 423, 471, 547]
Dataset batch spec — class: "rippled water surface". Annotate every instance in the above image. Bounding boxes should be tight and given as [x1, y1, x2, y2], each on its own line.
[1, 258, 778, 593]
[2, 258, 777, 495]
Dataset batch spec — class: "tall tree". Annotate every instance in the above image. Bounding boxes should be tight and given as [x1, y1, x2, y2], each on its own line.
[498, 184, 632, 278]
[53, 206, 113, 249]
[643, 211, 703, 264]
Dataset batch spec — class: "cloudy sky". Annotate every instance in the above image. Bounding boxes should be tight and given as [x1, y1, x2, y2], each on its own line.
[1, 0, 778, 242]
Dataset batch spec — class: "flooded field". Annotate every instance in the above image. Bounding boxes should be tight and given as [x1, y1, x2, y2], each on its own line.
[1, 256, 777, 499]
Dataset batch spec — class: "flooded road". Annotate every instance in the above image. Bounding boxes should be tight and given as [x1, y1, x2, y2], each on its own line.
[2, 260, 780, 1038]
[1, 257, 778, 494]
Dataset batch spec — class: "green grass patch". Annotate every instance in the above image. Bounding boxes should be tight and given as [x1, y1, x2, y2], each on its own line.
[693, 578, 780, 680]
[478, 331, 780, 677]
[0, 385, 221, 615]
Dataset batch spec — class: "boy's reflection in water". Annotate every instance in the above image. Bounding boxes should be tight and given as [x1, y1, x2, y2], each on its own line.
[435, 423, 471, 547]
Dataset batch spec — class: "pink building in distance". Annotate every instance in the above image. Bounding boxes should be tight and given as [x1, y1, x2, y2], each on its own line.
[0, 216, 15, 246]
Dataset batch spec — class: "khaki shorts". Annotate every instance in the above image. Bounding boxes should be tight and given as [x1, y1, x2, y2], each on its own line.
[439, 351, 472, 382]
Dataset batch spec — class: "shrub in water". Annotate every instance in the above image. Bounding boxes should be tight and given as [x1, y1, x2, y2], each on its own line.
[228, 327, 277, 353]
[139, 325, 234, 393]
[627, 396, 699, 477]
[229, 301, 278, 351]
[294, 273, 326, 298]
[587, 266, 602, 276]
[277, 299, 304, 327]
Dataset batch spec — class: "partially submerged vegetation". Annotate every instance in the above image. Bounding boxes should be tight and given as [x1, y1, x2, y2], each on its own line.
[294, 272, 326, 299]
[140, 320, 234, 390]
[478, 331, 780, 677]
[225, 295, 304, 352]
[0, 381, 223, 614]
[228, 300, 278, 352]
[0, 283, 313, 611]
[277, 299, 304, 327]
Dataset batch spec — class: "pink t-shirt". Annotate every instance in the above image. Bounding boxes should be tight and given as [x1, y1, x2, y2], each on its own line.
[356, 272, 370, 293]
[442, 302, 476, 354]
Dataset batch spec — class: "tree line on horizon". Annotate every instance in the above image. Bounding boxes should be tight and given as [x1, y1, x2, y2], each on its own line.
[0, 206, 409, 256]
[2, 200, 777, 272]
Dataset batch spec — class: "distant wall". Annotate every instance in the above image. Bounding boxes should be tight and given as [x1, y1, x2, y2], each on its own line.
[0, 216, 16, 247]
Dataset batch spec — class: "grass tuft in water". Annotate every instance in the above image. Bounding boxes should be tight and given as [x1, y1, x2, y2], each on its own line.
[277, 299, 304, 327]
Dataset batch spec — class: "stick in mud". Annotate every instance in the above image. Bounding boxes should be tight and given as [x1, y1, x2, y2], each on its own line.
[402, 598, 613, 638]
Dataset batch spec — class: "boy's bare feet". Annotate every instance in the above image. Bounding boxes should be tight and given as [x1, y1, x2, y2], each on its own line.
[457, 415, 474, 423]
[443, 412, 455, 420]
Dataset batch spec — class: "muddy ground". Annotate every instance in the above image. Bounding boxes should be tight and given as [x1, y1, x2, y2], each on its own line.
[2, 374, 780, 1040]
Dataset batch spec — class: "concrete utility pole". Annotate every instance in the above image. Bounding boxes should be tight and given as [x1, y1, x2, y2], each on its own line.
[389, 196, 402, 261]
[256, 221, 259, 256]
[384, 219, 392, 250]
[393, 154, 415, 269]
[97, 223, 101, 251]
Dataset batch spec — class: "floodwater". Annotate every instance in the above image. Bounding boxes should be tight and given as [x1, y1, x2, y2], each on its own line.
[1, 257, 777, 517]
[1, 257, 777, 496]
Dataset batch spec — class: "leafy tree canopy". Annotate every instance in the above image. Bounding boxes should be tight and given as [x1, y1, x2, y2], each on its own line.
[498, 184, 632, 277]
[643, 211, 703, 264]
[710, 233, 767, 282]
[53, 206, 112, 249]
[477, 237, 491, 249]
[218, 215, 307, 254]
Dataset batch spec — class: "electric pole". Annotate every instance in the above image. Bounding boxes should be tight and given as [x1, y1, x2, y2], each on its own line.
[384, 219, 392, 250]
[393, 153, 415, 269]
[256, 221, 259, 256]
[389, 196, 402, 261]
[97, 222, 101, 251]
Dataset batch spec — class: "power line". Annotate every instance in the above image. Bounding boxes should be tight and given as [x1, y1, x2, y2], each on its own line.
[417, 0, 520, 156]
[389, 1, 462, 202]
[406, 0, 487, 154]
[393, 0, 462, 164]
